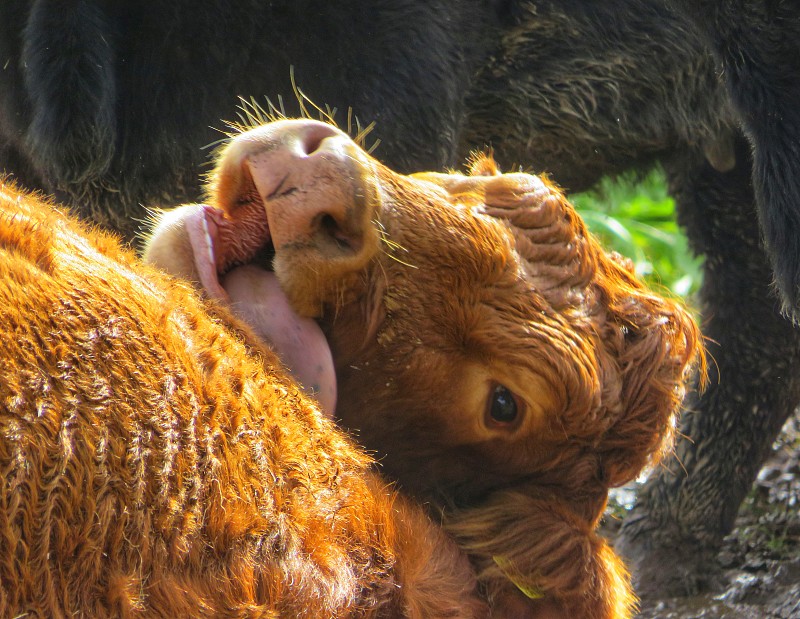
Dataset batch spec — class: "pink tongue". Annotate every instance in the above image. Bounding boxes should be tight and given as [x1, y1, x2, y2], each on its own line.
[221, 264, 337, 418]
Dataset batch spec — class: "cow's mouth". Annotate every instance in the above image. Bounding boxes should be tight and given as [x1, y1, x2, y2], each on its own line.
[180, 169, 337, 418]
[146, 120, 384, 419]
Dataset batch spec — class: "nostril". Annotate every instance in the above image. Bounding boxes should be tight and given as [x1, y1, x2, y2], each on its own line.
[296, 122, 343, 157]
[319, 213, 349, 250]
[301, 133, 325, 157]
[318, 213, 361, 254]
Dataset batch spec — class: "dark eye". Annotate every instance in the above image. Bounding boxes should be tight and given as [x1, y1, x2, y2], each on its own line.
[488, 384, 519, 425]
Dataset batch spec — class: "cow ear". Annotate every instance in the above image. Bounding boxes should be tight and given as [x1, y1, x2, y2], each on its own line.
[589, 246, 704, 487]
[409, 151, 501, 195]
[466, 152, 501, 177]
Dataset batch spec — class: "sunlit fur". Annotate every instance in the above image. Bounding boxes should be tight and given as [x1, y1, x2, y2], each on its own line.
[326, 155, 704, 618]
[143, 121, 703, 619]
[0, 182, 486, 618]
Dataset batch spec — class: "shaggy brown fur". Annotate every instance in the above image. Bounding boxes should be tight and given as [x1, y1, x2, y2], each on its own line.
[0, 181, 486, 618]
[144, 120, 704, 618]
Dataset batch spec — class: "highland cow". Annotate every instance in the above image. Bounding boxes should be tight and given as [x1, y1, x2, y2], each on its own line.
[143, 119, 701, 617]
[0, 180, 489, 618]
[0, 116, 703, 617]
[0, 0, 796, 599]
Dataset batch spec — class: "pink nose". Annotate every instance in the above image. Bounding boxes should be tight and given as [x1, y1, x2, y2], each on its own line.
[214, 119, 382, 317]
[240, 120, 372, 260]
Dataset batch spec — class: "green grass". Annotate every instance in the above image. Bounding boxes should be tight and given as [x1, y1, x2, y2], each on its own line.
[571, 167, 703, 298]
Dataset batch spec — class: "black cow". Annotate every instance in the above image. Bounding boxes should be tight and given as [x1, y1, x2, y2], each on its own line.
[461, 0, 799, 597]
[0, 0, 497, 238]
[616, 0, 800, 595]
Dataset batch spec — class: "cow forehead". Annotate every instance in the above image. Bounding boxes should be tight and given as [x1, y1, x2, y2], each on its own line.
[379, 174, 518, 270]
[377, 228, 588, 368]
[371, 162, 598, 354]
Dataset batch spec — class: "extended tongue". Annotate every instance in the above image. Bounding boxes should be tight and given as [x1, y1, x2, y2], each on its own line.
[183, 204, 229, 301]
[221, 264, 337, 418]
[180, 205, 336, 417]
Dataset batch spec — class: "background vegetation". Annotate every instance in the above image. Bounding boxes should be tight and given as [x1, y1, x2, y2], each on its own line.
[571, 167, 703, 299]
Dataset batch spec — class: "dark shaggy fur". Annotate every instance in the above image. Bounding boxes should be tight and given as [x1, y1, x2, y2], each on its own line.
[0, 0, 496, 238]
[666, 0, 800, 312]
[0, 0, 798, 599]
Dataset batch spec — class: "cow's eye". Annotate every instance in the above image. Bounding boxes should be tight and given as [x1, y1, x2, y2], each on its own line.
[488, 384, 520, 425]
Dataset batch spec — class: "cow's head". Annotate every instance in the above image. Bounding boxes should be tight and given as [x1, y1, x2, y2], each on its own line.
[144, 119, 702, 617]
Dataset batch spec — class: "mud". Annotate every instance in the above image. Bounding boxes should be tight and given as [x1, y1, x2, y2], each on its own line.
[605, 413, 800, 618]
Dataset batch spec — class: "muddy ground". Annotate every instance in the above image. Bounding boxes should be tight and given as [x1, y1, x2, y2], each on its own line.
[603, 413, 800, 618]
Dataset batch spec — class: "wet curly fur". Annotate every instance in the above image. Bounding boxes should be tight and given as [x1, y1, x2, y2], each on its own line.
[0, 182, 485, 618]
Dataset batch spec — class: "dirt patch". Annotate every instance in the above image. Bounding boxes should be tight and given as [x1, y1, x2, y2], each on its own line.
[604, 414, 800, 618]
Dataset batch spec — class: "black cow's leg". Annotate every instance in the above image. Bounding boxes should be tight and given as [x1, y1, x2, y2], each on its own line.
[617, 136, 800, 598]
[666, 0, 800, 313]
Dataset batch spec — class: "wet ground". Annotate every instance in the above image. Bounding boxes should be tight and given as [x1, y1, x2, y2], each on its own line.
[604, 414, 800, 618]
